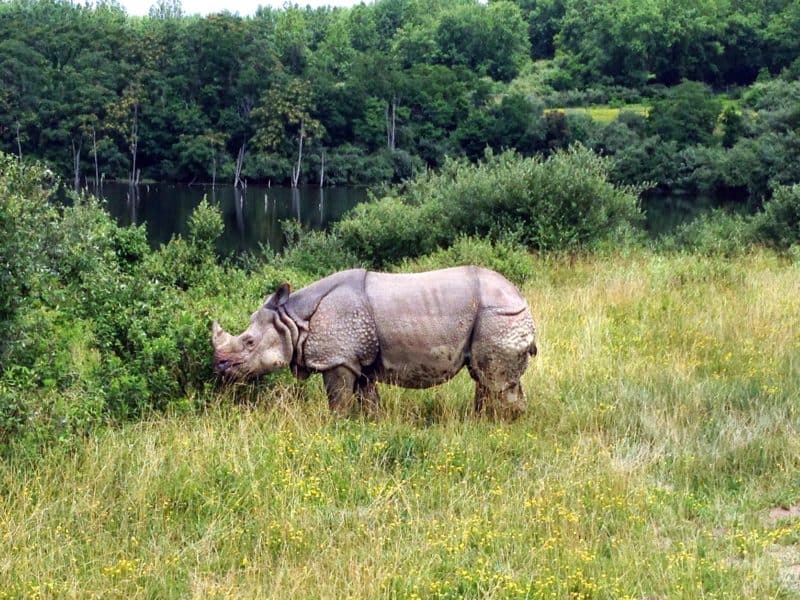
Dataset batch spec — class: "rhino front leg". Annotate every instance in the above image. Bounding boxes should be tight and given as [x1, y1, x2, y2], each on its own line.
[322, 366, 358, 416]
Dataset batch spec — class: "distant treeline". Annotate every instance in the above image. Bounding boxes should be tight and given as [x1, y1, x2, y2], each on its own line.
[1, 0, 799, 187]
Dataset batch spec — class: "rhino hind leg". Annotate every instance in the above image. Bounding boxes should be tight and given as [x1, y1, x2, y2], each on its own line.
[473, 381, 526, 420]
[468, 308, 535, 419]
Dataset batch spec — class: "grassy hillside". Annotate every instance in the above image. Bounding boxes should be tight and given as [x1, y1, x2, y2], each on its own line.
[2, 250, 799, 598]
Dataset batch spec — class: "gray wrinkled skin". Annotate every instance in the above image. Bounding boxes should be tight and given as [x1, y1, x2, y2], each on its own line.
[212, 266, 537, 418]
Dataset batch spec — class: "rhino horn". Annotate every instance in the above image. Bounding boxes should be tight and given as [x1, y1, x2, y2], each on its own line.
[211, 320, 224, 346]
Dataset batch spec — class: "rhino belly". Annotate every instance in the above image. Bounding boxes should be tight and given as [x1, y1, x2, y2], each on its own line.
[374, 333, 470, 388]
[365, 269, 479, 388]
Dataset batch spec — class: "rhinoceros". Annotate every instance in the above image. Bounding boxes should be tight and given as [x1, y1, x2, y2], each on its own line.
[212, 266, 537, 417]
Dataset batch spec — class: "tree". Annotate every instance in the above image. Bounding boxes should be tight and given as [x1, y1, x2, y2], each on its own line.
[434, 1, 530, 82]
[511, 0, 567, 59]
[252, 79, 324, 187]
[172, 131, 227, 184]
[0, 38, 46, 160]
[107, 83, 145, 183]
[275, 6, 310, 75]
[648, 81, 723, 147]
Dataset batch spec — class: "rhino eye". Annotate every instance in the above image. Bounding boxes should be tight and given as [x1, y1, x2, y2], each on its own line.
[243, 336, 256, 349]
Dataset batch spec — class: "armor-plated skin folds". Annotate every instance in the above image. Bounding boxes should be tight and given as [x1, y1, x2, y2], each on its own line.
[212, 266, 537, 418]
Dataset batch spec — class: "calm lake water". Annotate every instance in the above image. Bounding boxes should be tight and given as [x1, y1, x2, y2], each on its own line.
[100, 183, 368, 255]
[98, 183, 723, 254]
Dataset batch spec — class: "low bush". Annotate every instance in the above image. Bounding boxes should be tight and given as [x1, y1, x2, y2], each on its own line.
[659, 210, 755, 256]
[752, 183, 800, 248]
[335, 195, 446, 268]
[0, 154, 310, 449]
[334, 146, 644, 267]
[277, 220, 363, 277]
[396, 236, 535, 285]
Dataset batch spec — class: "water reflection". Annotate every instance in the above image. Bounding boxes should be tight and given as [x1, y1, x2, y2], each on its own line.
[100, 183, 734, 254]
[101, 183, 367, 255]
[126, 184, 140, 225]
[234, 187, 245, 243]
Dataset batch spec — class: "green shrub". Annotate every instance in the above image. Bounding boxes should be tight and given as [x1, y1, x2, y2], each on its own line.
[659, 210, 755, 255]
[333, 146, 643, 267]
[647, 81, 722, 147]
[410, 146, 641, 250]
[0, 153, 244, 443]
[397, 236, 535, 285]
[189, 196, 224, 250]
[752, 184, 800, 248]
[277, 220, 363, 277]
[0, 154, 58, 324]
[335, 196, 446, 268]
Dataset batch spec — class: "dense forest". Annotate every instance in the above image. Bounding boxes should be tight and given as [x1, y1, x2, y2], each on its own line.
[1, 0, 800, 198]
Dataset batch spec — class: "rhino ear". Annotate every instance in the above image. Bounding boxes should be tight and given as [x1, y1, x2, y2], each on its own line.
[264, 282, 291, 309]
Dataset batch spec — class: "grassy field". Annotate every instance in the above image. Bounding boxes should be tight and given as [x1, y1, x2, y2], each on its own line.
[2, 250, 799, 599]
[546, 104, 650, 123]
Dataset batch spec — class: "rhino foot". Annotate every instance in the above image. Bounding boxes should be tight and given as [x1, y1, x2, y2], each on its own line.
[474, 382, 526, 421]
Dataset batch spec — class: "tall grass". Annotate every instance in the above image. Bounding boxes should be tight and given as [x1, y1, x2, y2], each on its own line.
[2, 250, 799, 598]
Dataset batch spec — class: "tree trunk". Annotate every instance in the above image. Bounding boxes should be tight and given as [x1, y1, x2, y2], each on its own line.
[390, 95, 397, 151]
[211, 154, 217, 188]
[92, 126, 99, 189]
[386, 96, 397, 151]
[130, 102, 139, 184]
[15, 121, 22, 160]
[71, 138, 82, 191]
[385, 103, 390, 149]
[234, 142, 246, 189]
[292, 118, 305, 189]
[319, 148, 325, 188]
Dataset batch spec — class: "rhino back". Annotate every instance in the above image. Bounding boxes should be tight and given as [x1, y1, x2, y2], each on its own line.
[473, 267, 528, 315]
[365, 266, 494, 387]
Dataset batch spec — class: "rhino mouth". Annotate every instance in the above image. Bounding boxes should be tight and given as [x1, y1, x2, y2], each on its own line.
[214, 356, 244, 378]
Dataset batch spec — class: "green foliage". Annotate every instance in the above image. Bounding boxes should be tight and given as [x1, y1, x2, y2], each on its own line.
[277, 220, 362, 277]
[752, 184, 800, 249]
[0, 154, 58, 323]
[335, 195, 445, 268]
[398, 236, 535, 285]
[434, 1, 530, 82]
[0, 153, 241, 445]
[647, 81, 722, 147]
[659, 210, 755, 256]
[456, 93, 546, 159]
[720, 106, 745, 148]
[335, 146, 644, 266]
[188, 196, 224, 250]
[2, 0, 800, 190]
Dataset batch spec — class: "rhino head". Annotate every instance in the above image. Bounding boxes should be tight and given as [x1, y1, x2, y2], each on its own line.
[212, 283, 295, 380]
